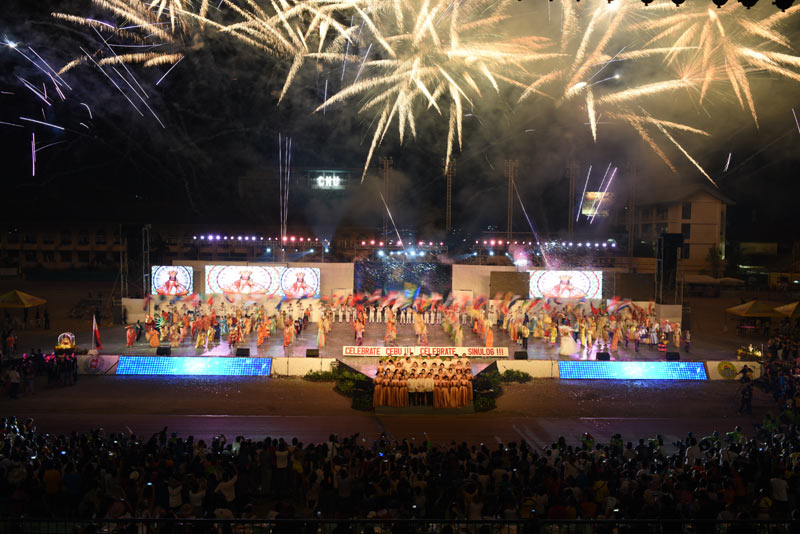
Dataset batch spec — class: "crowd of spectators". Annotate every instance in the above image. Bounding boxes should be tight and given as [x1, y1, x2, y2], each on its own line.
[752, 356, 800, 424]
[2, 351, 77, 399]
[767, 327, 800, 363]
[1, 416, 799, 526]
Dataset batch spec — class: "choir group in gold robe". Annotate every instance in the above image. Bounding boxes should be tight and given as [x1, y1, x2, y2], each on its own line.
[372, 357, 473, 408]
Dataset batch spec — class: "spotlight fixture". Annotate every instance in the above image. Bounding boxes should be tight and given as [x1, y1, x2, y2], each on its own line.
[739, 0, 758, 7]
[641, 0, 654, 5]
[774, 0, 794, 10]
[712, 0, 728, 6]
[672, 0, 685, 5]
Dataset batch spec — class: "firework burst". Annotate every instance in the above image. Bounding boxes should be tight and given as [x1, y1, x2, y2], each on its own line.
[53, 0, 186, 74]
[310, 0, 560, 180]
[633, 2, 800, 126]
[53, 0, 800, 187]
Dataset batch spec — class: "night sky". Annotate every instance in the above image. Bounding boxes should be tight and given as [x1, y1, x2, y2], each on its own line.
[2, 0, 799, 243]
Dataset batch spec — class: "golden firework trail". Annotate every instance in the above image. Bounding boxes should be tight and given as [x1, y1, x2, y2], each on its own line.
[54, 0, 184, 74]
[54, 0, 800, 187]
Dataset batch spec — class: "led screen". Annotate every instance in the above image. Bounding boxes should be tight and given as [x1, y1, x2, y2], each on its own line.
[205, 265, 320, 297]
[280, 267, 321, 298]
[354, 260, 452, 297]
[117, 356, 272, 376]
[558, 361, 707, 380]
[205, 265, 281, 295]
[529, 270, 603, 299]
[581, 192, 614, 218]
[151, 266, 193, 296]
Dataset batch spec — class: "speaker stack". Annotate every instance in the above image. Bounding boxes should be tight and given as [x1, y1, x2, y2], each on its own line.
[666, 352, 680, 361]
[235, 347, 250, 357]
[513, 351, 527, 360]
[156, 346, 171, 356]
[596, 352, 611, 361]
[306, 349, 319, 358]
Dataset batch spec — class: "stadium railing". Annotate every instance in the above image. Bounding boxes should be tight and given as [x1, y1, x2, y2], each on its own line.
[0, 518, 797, 534]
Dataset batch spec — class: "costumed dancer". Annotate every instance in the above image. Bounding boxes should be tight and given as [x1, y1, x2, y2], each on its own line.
[355, 320, 365, 346]
[610, 326, 622, 352]
[420, 322, 429, 346]
[206, 324, 216, 348]
[219, 317, 229, 339]
[283, 323, 293, 357]
[317, 319, 327, 349]
[147, 328, 160, 348]
[125, 325, 136, 348]
[384, 315, 397, 346]
[179, 323, 189, 344]
[169, 324, 180, 348]
[195, 328, 207, 349]
[413, 315, 422, 343]
[454, 323, 463, 347]
[257, 322, 268, 348]
[579, 320, 587, 347]
[559, 325, 578, 356]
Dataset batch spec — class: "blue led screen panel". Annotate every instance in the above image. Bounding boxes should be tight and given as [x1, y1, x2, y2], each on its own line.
[117, 356, 272, 376]
[558, 361, 707, 380]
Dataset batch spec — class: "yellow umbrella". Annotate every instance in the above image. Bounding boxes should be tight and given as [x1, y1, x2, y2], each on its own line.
[774, 302, 800, 318]
[725, 300, 779, 318]
[0, 290, 47, 309]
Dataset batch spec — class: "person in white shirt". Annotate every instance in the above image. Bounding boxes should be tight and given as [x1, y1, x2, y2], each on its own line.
[408, 372, 418, 405]
[215, 472, 238, 505]
[686, 440, 702, 467]
[424, 372, 435, 405]
[770, 474, 789, 517]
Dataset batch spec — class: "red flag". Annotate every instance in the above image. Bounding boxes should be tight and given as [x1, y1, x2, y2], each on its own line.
[92, 315, 103, 350]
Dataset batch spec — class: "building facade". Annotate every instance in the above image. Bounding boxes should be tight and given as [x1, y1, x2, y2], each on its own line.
[619, 184, 732, 275]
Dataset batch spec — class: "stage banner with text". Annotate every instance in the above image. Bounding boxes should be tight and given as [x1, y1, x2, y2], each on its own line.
[342, 346, 508, 357]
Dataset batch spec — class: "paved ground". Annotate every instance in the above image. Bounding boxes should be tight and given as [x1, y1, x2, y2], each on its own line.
[1, 374, 771, 450]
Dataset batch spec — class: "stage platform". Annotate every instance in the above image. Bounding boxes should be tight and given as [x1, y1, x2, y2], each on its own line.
[60, 321, 757, 380]
[90, 321, 733, 362]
